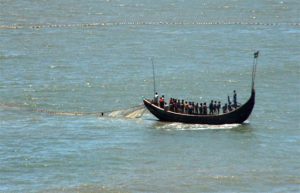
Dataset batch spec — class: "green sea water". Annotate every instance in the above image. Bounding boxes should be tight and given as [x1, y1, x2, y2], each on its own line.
[0, 0, 299, 192]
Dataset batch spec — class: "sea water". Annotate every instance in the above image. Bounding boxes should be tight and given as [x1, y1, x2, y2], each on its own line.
[0, 0, 299, 192]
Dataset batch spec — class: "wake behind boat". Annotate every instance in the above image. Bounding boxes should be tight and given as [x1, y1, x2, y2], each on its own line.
[143, 51, 259, 125]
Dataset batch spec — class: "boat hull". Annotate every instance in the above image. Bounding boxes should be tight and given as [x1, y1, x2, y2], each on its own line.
[144, 89, 255, 125]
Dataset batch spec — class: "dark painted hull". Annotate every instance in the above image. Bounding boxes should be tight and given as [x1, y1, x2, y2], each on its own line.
[144, 89, 255, 125]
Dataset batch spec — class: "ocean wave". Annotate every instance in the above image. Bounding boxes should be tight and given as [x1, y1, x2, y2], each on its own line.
[40, 184, 129, 193]
[0, 53, 26, 59]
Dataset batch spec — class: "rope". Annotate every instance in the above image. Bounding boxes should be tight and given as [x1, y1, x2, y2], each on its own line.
[1, 102, 145, 117]
[1, 21, 299, 30]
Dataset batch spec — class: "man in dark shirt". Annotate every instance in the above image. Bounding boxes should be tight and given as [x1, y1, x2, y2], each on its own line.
[233, 90, 237, 108]
[209, 100, 214, 115]
[203, 103, 207, 115]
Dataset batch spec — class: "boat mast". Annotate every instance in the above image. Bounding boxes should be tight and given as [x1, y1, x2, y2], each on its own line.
[252, 51, 259, 90]
[151, 58, 156, 96]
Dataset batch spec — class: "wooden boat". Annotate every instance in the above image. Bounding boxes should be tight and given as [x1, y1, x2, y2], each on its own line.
[143, 51, 259, 125]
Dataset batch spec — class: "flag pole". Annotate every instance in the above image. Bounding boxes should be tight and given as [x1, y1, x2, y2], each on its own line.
[252, 51, 259, 90]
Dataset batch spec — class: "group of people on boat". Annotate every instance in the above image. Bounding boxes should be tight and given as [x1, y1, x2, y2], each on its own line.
[153, 90, 239, 115]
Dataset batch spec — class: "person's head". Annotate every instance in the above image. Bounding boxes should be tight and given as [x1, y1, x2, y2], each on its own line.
[234, 90, 236, 93]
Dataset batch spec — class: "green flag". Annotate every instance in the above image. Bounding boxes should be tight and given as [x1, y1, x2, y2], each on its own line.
[254, 51, 259, 58]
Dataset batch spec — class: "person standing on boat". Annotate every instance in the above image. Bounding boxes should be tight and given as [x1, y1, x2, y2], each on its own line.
[228, 95, 231, 106]
[184, 101, 188, 114]
[188, 102, 193, 114]
[228, 103, 232, 112]
[174, 99, 178, 112]
[203, 102, 208, 115]
[217, 101, 221, 114]
[233, 90, 237, 108]
[199, 103, 203, 115]
[209, 100, 214, 115]
[177, 99, 181, 113]
[164, 101, 169, 111]
[154, 92, 159, 106]
[169, 98, 173, 111]
[213, 101, 217, 114]
[222, 103, 228, 113]
[180, 100, 184, 113]
[227, 95, 232, 110]
[191, 102, 195, 114]
[195, 103, 199, 114]
[159, 95, 164, 108]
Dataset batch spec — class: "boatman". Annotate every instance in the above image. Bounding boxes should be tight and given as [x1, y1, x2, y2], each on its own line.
[233, 90, 237, 108]
[199, 103, 203, 115]
[154, 92, 159, 106]
[203, 103, 208, 115]
[209, 100, 214, 115]
[217, 101, 221, 114]
[222, 103, 228, 113]
[159, 95, 165, 108]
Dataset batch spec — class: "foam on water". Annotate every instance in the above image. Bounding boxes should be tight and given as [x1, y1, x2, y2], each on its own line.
[154, 122, 241, 131]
